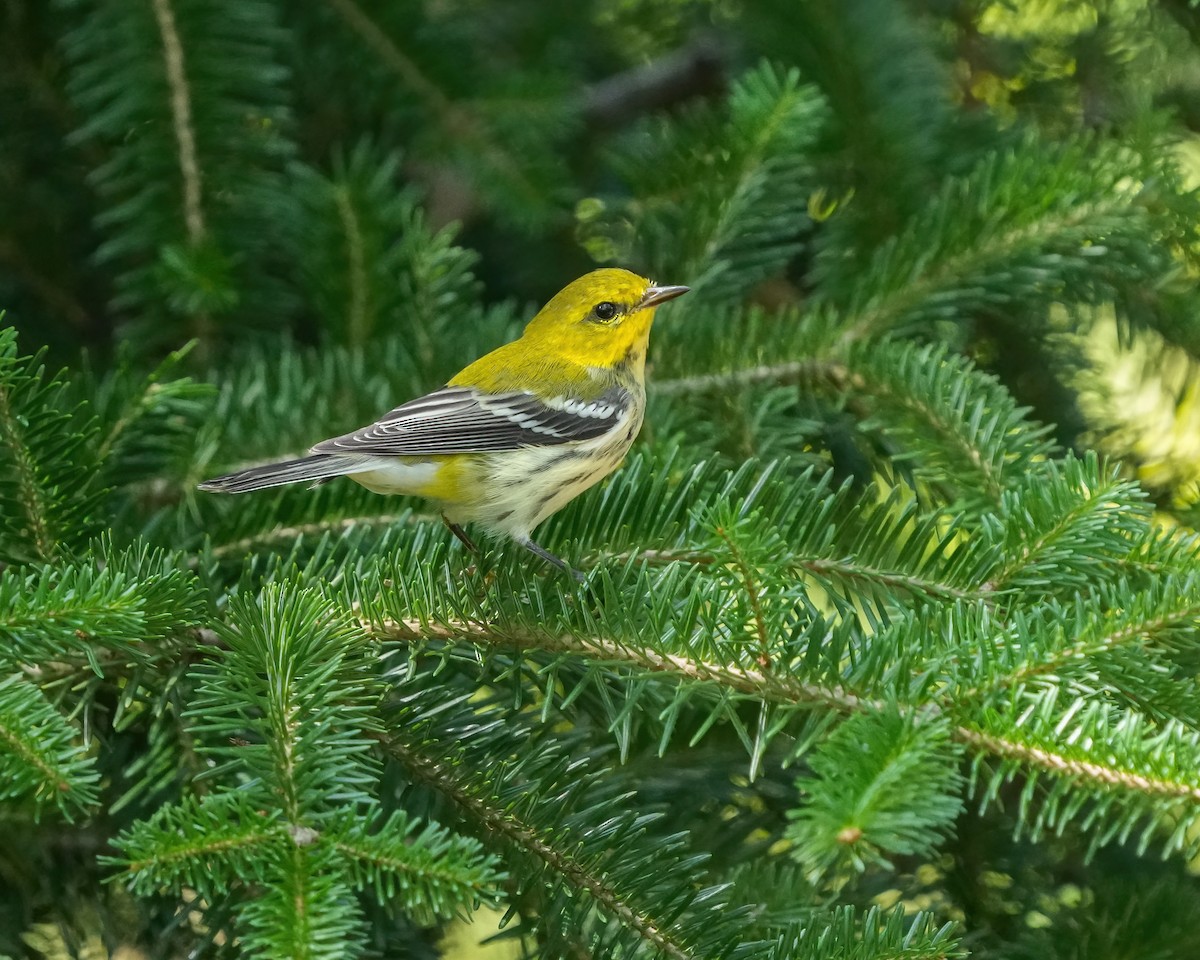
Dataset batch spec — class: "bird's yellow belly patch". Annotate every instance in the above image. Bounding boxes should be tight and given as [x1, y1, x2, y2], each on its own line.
[350, 455, 470, 502]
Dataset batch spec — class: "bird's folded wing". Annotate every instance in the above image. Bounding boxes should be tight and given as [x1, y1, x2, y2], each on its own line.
[311, 385, 629, 456]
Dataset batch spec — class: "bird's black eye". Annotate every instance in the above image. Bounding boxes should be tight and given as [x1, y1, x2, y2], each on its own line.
[593, 301, 618, 322]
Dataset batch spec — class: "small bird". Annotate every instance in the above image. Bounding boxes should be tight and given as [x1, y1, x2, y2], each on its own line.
[199, 269, 688, 579]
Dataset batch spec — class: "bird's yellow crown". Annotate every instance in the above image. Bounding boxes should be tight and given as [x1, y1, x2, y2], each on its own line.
[449, 268, 687, 394]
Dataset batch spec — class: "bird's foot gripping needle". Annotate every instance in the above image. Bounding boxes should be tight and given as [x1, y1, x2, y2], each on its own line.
[443, 516, 480, 554]
[518, 537, 587, 583]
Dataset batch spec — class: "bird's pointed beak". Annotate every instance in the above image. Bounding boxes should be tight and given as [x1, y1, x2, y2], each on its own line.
[639, 284, 690, 308]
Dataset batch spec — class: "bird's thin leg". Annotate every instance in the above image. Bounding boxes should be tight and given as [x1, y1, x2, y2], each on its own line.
[519, 537, 586, 583]
[442, 516, 480, 554]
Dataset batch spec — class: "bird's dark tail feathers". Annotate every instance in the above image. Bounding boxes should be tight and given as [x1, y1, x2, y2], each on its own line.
[198, 454, 364, 494]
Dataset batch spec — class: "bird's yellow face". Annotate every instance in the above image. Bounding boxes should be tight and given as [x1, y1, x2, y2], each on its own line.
[521, 268, 689, 370]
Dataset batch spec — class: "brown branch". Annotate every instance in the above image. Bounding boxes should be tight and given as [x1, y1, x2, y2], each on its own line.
[580, 36, 727, 128]
[0, 237, 92, 333]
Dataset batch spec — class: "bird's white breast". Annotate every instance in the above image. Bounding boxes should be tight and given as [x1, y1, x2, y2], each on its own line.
[457, 405, 643, 538]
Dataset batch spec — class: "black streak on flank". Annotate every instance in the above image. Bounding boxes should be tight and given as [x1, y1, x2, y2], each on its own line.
[544, 448, 585, 469]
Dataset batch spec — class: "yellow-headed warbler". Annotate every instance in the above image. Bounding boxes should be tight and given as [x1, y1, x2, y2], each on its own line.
[199, 269, 689, 579]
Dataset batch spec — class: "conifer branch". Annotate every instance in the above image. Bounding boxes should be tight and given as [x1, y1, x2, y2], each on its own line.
[205, 511, 428, 559]
[333, 184, 370, 347]
[592, 62, 819, 300]
[714, 524, 773, 667]
[329, 838, 476, 889]
[368, 617, 864, 712]
[0, 369, 56, 561]
[832, 193, 1132, 350]
[381, 735, 701, 960]
[866, 380, 1001, 502]
[18, 652, 127, 687]
[150, 0, 209, 343]
[654, 357, 842, 397]
[960, 590, 1200, 704]
[607, 547, 986, 604]
[956, 726, 1200, 802]
[93, 344, 203, 469]
[692, 68, 813, 280]
[983, 472, 1134, 592]
[123, 825, 280, 877]
[321, 0, 541, 208]
[319, 0, 450, 117]
[656, 177, 1137, 402]
[797, 556, 985, 604]
[372, 613, 1200, 819]
[0, 539, 204, 668]
[59, 0, 296, 349]
[657, 348, 1012, 500]
[94, 387, 157, 469]
[0, 709, 72, 795]
[150, 0, 206, 245]
[0, 674, 98, 815]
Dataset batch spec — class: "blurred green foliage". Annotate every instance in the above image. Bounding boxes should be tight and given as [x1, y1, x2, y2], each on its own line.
[7, 0, 1200, 958]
